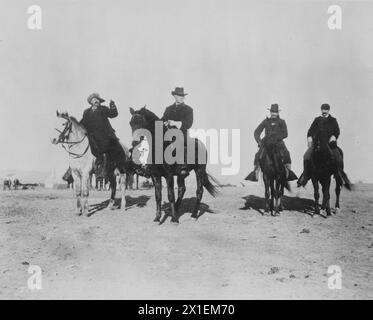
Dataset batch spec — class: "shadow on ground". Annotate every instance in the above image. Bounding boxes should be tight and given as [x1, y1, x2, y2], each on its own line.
[88, 195, 151, 216]
[160, 197, 215, 223]
[240, 195, 315, 216]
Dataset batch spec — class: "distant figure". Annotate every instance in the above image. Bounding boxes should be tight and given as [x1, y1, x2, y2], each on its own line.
[246, 104, 297, 182]
[12, 178, 20, 190]
[62, 167, 74, 189]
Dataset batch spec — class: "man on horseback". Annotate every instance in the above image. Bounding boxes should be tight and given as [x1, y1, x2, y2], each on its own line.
[80, 93, 127, 175]
[297, 103, 343, 187]
[246, 104, 297, 182]
[161, 87, 194, 177]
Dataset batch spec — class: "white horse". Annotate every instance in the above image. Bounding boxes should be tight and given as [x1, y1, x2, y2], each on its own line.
[52, 111, 128, 216]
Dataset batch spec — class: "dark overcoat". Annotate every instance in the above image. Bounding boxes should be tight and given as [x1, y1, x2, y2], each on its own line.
[161, 103, 194, 132]
[307, 115, 340, 141]
[254, 117, 288, 144]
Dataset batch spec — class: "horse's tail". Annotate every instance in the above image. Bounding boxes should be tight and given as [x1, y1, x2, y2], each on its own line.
[341, 171, 353, 191]
[202, 171, 220, 197]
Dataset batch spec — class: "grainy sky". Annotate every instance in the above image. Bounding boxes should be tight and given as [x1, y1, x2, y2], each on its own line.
[0, 0, 372, 182]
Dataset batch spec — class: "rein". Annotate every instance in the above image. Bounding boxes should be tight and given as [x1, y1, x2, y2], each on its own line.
[55, 120, 90, 159]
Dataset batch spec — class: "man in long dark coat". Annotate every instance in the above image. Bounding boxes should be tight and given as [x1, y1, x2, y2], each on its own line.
[80, 93, 126, 174]
[246, 104, 297, 182]
[161, 87, 194, 177]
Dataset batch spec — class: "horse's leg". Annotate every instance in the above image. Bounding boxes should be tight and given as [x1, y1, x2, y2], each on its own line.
[322, 176, 332, 216]
[81, 172, 90, 216]
[71, 170, 82, 215]
[136, 174, 139, 190]
[273, 179, 280, 216]
[270, 179, 276, 216]
[263, 175, 270, 214]
[166, 175, 178, 224]
[108, 171, 117, 210]
[175, 175, 186, 213]
[311, 178, 320, 216]
[119, 173, 127, 210]
[191, 169, 204, 219]
[152, 175, 162, 222]
[279, 183, 284, 211]
[335, 179, 341, 214]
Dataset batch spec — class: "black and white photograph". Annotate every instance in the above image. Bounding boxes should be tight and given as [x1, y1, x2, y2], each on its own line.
[0, 0, 372, 302]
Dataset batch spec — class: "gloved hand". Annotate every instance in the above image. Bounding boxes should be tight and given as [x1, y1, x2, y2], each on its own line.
[109, 100, 116, 108]
[329, 135, 337, 142]
[307, 136, 313, 148]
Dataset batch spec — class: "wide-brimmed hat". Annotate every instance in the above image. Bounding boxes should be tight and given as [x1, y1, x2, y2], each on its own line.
[87, 93, 105, 105]
[321, 103, 330, 110]
[268, 104, 280, 113]
[171, 87, 188, 97]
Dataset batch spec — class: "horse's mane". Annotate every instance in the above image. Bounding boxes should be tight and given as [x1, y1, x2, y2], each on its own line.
[69, 116, 87, 133]
[137, 107, 160, 122]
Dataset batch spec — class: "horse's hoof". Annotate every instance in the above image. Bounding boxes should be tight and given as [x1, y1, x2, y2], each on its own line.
[335, 208, 341, 215]
[170, 218, 179, 224]
[191, 214, 198, 220]
[272, 212, 280, 217]
[154, 217, 161, 222]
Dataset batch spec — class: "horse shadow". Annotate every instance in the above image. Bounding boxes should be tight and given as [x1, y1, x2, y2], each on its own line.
[160, 197, 215, 223]
[88, 195, 151, 216]
[240, 195, 315, 216]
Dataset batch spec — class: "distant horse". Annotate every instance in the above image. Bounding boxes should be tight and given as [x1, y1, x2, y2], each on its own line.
[309, 135, 352, 217]
[260, 138, 291, 216]
[129, 106, 219, 224]
[3, 178, 12, 190]
[52, 111, 129, 215]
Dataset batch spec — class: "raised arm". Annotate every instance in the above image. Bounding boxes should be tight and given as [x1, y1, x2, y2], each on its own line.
[103, 100, 118, 118]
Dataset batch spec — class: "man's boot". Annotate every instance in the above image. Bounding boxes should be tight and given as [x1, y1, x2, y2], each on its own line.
[297, 160, 310, 187]
[245, 164, 260, 181]
[285, 163, 298, 181]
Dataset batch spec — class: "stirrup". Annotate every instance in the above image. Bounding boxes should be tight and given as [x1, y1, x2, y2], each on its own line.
[287, 170, 298, 181]
[245, 171, 258, 182]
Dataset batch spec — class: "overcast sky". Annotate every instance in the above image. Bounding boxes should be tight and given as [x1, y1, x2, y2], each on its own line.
[0, 0, 372, 183]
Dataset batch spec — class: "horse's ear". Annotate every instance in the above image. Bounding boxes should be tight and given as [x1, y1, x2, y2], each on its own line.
[143, 105, 147, 109]
[56, 110, 61, 117]
[129, 107, 135, 115]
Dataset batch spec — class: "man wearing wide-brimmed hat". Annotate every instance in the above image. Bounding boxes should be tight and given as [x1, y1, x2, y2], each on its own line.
[162, 87, 194, 177]
[80, 93, 126, 174]
[246, 104, 297, 182]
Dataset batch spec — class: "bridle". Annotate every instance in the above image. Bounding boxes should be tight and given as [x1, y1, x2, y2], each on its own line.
[54, 119, 90, 158]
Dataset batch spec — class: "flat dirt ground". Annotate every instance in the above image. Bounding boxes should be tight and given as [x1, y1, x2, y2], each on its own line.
[0, 181, 372, 299]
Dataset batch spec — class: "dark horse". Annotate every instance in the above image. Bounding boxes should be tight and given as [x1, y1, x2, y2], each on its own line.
[260, 138, 291, 216]
[309, 134, 352, 217]
[129, 106, 219, 224]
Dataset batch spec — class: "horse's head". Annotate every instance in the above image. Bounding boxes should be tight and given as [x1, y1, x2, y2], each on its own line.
[312, 134, 332, 165]
[52, 110, 84, 144]
[129, 106, 159, 133]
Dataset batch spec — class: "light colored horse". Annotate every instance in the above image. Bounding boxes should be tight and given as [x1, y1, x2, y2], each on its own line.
[52, 111, 127, 216]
